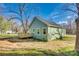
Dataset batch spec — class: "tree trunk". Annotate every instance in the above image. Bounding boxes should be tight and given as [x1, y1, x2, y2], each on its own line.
[75, 18, 79, 51]
[22, 21, 27, 34]
[75, 4, 79, 51]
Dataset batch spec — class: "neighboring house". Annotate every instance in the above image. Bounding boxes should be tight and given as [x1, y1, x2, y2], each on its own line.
[29, 16, 66, 41]
[6, 30, 16, 34]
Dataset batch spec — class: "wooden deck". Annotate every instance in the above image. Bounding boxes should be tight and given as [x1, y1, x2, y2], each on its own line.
[18, 33, 33, 39]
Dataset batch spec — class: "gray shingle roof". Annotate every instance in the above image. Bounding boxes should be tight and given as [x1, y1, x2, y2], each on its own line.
[34, 16, 63, 28]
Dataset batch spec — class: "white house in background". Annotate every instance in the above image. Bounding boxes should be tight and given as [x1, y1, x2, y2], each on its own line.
[6, 30, 15, 34]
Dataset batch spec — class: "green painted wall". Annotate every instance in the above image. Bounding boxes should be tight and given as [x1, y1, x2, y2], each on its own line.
[29, 17, 66, 41]
[29, 17, 48, 41]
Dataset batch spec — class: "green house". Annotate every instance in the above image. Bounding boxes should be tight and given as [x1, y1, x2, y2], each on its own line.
[29, 16, 66, 41]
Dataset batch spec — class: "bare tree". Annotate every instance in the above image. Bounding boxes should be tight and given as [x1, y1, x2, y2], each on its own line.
[56, 28, 64, 40]
[61, 3, 79, 51]
[51, 28, 65, 40]
[49, 4, 79, 51]
[0, 4, 34, 34]
[7, 4, 29, 34]
[75, 4, 79, 52]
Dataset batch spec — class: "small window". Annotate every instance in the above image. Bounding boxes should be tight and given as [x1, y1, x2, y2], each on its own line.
[37, 29, 39, 34]
[43, 29, 46, 34]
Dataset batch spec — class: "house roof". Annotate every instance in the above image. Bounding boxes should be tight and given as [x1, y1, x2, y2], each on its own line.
[30, 16, 63, 28]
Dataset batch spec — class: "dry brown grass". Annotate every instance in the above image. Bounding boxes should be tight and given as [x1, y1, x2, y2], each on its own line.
[0, 35, 75, 51]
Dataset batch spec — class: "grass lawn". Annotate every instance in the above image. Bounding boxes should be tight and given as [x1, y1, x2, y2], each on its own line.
[0, 46, 79, 56]
[0, 34, 78, 56]
[0, 34, 18, 38]
[63, 35, 76, 40]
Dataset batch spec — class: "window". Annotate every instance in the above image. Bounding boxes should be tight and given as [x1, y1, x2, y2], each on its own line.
[37, 29, 39, 34]
[43, 29, 46, 34]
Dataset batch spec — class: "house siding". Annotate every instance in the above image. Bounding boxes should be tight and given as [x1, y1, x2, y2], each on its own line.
[47, 27, 66, 40]
[29, 17, 66, 41]
[29, 18, 48, 40]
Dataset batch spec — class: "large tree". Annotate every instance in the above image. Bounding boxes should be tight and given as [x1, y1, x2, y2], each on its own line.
[7, 4, 29, 34]
[49, 3, 79, 51]
[75, 3, 79, 51]
[61, 3, 79, 51]
[6, 4, 39, 34]
[0, 4, 34, 34]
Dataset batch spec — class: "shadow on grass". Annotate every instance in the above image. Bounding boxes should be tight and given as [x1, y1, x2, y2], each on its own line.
[0, 49, 58, 56]
[4, 37, 48, 43]
[0, 48, 79, 56]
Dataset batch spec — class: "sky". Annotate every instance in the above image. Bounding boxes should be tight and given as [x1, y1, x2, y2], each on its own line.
[0, 3, 78, 24]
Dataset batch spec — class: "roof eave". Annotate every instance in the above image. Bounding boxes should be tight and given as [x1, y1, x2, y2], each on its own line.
[48, 25, 63, 28]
